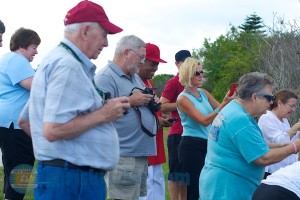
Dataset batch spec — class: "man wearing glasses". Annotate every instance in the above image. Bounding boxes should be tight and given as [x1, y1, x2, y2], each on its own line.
[95, 35, 158, 200]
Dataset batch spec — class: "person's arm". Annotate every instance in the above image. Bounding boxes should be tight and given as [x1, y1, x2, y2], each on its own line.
[19, 117, 31, 136]
[259, 113, 296, 144]
[202, 88, 234, 112]
[288, 122, 300, 139]
[268, 142, 289, 149]
[254, 140, 300, 166]
[18, 102, 31, 136]
[19, 77, 33, 90]
[43, 96, 130, 142]
[157, 114, 172, 129]
[177, 95, 218, 127]
[159, 96, 176, 112]
[177, 89, 235, 127]
[159, 77, 178, 112]
[128, 90, 153, 107]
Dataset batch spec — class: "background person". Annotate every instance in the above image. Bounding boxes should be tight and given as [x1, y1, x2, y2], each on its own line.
[160, 50, 191, 200]
[0, 19, 5, 47]
[200, 72, 300, 200]
[177, 57, 233, 200]
[0, 27, 40, 200]
[94, 35, 158, 200]
[258, 89, 300, 178]
[252, 161, 300, 200]
[138, 42, 172, 200]
[18, 1, 130, 200]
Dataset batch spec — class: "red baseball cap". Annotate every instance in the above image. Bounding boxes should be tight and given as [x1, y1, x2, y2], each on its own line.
[146, 43, 167, 63]
[64, 0, 123, 34]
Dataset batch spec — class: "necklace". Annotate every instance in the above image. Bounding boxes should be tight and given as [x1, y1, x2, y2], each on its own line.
[184, 87, 202, 102]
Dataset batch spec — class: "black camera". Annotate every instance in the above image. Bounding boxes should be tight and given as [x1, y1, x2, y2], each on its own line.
[130, 87, 161, 113]
[101, 91, 111, 104]
[97, 89, 128, 115]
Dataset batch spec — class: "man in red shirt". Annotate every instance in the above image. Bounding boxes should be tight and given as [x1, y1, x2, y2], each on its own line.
[138, 43, 172, 200]
[160, 50, 191, 200]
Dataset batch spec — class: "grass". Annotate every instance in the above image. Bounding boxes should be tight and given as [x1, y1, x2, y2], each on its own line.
[163, 127, 171, 200]
[0, 128, 171, 200]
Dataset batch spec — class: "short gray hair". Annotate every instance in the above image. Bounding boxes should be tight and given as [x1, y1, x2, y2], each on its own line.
[237, 72, 274, 100]
[64, 22, 99, 34]
[115, 35, 145, 55]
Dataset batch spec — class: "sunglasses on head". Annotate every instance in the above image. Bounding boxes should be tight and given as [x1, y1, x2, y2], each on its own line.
[194, 70, 204, 76]
[256, 93, 275, 102]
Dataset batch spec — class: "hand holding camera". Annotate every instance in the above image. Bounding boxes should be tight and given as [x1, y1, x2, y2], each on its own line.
[100, 96, 130, 122]
[129, 87, 161, 112]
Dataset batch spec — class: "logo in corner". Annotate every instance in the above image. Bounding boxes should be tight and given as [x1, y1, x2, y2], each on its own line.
[9, 164, 34, 194]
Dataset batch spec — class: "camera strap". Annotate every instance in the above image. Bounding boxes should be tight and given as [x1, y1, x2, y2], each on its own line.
[59, 42, 107, 103]
[133, 106, 159, 137]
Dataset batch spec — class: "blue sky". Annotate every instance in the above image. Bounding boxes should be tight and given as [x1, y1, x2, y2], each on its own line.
[0, 0, 299, 75]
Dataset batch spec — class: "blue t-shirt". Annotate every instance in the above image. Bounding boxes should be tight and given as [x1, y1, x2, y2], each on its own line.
[199, 100, 269, 200]
[0, 52, 34, 129]
[177, 88, 212, 139]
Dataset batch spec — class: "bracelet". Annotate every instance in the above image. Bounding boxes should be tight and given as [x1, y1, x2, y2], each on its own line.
[292, 142, 298, 154]
[215, 108, 219, 114]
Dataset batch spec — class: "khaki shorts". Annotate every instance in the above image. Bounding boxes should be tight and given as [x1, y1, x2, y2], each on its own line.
[106, 156, 148, 200]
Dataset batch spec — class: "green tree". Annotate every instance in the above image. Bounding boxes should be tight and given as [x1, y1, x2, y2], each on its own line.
[194, 25, 265, 101]
[152, 74, 174, 97]
[239, 13, 266, 34]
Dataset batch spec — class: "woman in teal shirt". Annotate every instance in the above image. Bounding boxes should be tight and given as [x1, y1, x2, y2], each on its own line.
[200, 72, 300, 200]
[177, 57, 233, 200]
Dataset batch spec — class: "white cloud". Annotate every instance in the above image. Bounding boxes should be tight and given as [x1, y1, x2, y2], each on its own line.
[0, 0, 299, 75]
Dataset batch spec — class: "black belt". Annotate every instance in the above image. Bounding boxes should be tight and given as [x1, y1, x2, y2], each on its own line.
[39, 159, 106, 174]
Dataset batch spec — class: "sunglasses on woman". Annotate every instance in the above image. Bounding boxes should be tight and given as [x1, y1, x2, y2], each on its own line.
[194, 70, 204, 76]
[256, 93, 275, 102]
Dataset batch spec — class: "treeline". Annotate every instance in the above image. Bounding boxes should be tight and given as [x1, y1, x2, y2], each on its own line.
[153, 13, 300, 123]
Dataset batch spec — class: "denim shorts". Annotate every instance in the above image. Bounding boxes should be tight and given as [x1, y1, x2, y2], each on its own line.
[106, 156, 148, 199]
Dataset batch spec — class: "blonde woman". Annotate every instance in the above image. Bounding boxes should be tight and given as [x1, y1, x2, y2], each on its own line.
[177, 57, 233, 199]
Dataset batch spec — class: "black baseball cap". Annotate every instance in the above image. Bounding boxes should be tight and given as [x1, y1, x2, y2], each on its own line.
[175, 50, 191, 62]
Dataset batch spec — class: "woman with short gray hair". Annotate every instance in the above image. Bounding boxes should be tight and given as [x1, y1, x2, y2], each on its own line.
[200, 72, 300, 200]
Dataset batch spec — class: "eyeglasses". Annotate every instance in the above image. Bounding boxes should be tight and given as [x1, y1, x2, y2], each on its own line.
[256, 93, 275, 102]
[286, 104, 297, 109]
[194, 70, 204, 76]
[130, 49, 146, 64]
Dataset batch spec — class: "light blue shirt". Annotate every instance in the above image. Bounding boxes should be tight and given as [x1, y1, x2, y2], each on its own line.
[0, 52, 34, 129]
[200, 100, 269, 200]
[94, 61, 157, 157]
[21, 38, 119, 170]
[177, 88, 212, 139]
